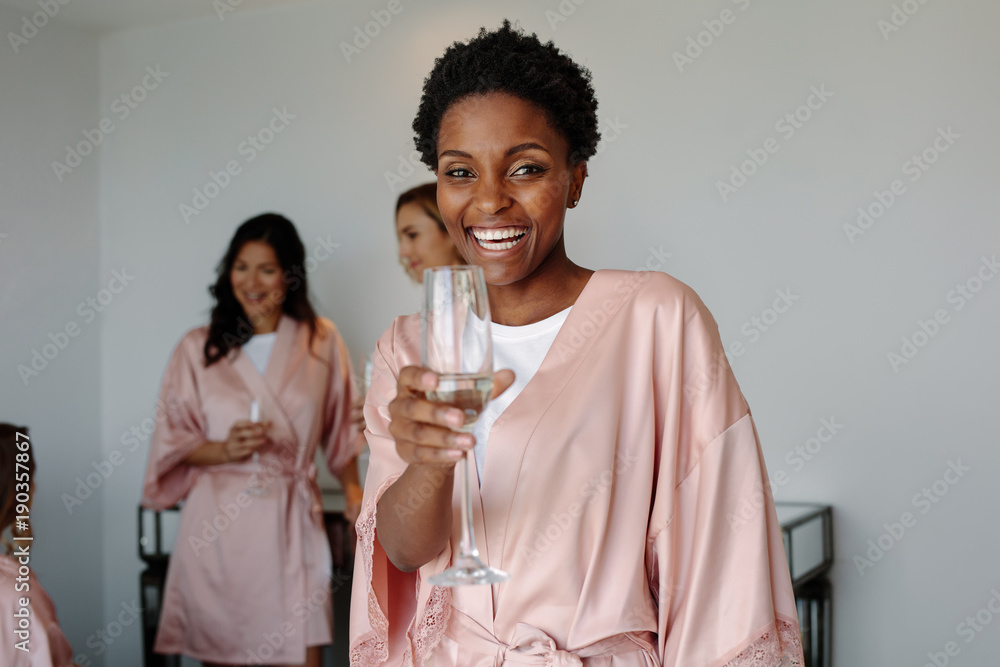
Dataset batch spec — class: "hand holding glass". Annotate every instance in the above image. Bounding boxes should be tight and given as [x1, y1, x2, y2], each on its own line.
[246, 399, 266, 496]
[422, 266, 510, 586]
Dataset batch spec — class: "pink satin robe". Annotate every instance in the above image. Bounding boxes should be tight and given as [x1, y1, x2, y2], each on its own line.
[349, 270, 804, 666]
[141, 315, 359, 664]
[0, 555, 79, 667]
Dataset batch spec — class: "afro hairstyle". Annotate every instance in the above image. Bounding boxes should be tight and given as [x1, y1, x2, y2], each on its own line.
[412, 20, 600, 171]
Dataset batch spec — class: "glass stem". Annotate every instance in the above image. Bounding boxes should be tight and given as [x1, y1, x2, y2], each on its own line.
[458, 448, 479, 560]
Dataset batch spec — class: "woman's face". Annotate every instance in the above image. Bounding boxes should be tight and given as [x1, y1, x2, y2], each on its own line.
[396, 202, 463, 283]
[435, 92, 586, 287]
[230, 240, 286, 330]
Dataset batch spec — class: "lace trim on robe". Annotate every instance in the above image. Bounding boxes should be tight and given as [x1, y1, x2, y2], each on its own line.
[348, 474, 397, 667]
[721, 616, 805, 667]
[413, 581, 451, 665]
[348, 473, 454, 667]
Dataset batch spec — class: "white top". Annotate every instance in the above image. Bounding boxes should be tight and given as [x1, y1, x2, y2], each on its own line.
[242, 332, 277, 376]
[472, 306, 572, 480]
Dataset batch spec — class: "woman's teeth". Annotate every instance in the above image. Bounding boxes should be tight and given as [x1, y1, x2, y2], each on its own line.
[471, 228, 526, 250]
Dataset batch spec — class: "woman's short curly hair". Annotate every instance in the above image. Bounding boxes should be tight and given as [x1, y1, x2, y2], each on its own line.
[412, 20, 600, 170]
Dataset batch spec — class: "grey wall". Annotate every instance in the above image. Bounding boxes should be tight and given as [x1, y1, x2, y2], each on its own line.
[0, 6, 105, 665]
[3, 1, 999, 665]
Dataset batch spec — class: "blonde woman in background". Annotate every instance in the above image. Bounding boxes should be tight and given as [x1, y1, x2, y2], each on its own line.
[395, 182, 464, 283]
[353, 182, 465, 474]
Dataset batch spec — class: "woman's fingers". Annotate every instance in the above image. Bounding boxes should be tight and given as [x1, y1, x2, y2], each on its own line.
[397, 365, 440, 394]
[395, 438, 468, 466]
[388, 409, 473, 449]
[492, 369, 515, 399]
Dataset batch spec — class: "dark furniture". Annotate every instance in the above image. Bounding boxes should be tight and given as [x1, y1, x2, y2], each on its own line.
[775, 502, 834, 667]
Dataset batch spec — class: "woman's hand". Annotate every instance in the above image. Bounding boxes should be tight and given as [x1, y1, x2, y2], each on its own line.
[388, 366, 515, 467]
[221, 419, 271, 462]
[351, 396, 366, 432]
[377, 366, 515, 571]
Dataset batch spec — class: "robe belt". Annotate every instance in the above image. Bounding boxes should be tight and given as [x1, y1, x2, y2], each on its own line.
[445, 608, 655, 666]
[292, 465, 323, 525]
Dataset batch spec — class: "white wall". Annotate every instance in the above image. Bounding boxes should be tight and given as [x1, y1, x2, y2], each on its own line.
[4, 0, 999, 665]
[0, 7, 105, 665]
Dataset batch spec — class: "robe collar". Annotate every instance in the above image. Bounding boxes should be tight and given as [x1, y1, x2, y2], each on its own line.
[456, 270, 641, 623]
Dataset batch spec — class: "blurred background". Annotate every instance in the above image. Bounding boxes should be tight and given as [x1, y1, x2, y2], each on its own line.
[1, 0, 998, 665]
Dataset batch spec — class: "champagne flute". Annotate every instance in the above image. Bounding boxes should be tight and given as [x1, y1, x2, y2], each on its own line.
[246, 399, 266, 496]
[423, 265, 510, 586]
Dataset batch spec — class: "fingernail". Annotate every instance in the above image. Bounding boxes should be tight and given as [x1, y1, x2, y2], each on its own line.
[446, 410, 464, 428]
[446, 449, 465, 460]
[421, 372, 437, 389]
[455, 434, 474, 448]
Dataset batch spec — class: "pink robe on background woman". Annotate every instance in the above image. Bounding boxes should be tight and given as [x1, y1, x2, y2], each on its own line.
[350, 270, 805, 666]
[142, 315, 358, 664]
[0, 555, 78, 667]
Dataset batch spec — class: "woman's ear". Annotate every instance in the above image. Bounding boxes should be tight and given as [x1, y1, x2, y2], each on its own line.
[569, 161, 588, 207]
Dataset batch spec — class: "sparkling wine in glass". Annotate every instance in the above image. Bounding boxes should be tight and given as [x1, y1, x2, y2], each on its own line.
[422, 265, 509, 587]
[246, 399, 266, 496]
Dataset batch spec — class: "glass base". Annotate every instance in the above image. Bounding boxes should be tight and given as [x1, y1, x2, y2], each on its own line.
[429, 556, 510, 587]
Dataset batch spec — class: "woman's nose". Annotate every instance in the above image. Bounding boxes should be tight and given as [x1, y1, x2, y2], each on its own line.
[473, 174, 512, 215]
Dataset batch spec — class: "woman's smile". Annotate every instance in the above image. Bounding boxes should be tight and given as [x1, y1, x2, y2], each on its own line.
[468, 225, 529, 251]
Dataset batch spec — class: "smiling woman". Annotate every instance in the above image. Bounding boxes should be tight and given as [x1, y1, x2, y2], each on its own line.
[141, 214, 364, 667]
[350, 21, 805, 667]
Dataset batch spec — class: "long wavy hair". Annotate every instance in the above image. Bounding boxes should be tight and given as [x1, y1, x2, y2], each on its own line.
[204, 213, 318, 366]
[0, 423, 34, 554]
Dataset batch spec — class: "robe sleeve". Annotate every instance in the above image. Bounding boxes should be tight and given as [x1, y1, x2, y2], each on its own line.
[140, 331, 208, 510]
[319, 319, 361, 477]
[647, 286, 804, 667]
[349, 318, 421, 666]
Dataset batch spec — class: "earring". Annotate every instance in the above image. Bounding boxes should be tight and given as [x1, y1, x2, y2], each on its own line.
[572, 199, 579, 207]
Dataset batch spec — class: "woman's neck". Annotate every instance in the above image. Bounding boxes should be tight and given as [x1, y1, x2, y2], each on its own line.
[250, 312, 281, 335]
[488, 261, 593, 327]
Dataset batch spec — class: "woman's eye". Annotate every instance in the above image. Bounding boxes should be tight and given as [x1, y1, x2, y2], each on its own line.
[512, 164, 544, 176]
[445, 168, 472, 178]
[407, 233, 419, 240]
